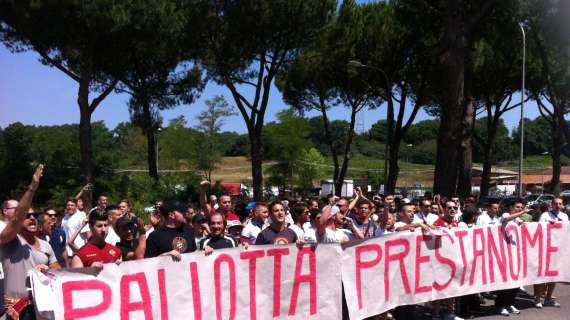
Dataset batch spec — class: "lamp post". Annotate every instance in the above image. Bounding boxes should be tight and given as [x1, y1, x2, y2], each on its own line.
[518, 23, 526, 197]
[347, 60, 390, 194]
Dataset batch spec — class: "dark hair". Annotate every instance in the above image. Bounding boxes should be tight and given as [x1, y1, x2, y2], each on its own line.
[309, 208, 321, 221]
[159, 200, 188, 217]
[208, 211, 226, 226]
[486, 199, 500, 206]
[539, 202, 550, 213]
[89, 210, 109, 227]
[253, 202, 267, 211]
[66, 197, 77, 205]
[268, 200, 284, 212]
[37, 212, 49, 225]
[97, 193, 108, 199]
[461, 206, 478, 224]
[105, 205, 119, 214]
[290, 202, 309, 223]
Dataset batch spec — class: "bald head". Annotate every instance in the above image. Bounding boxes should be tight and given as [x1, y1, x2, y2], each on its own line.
[2, 199, 18, 223]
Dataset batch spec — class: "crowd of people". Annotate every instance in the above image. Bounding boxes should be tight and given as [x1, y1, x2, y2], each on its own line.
[0, 165, 567, 320]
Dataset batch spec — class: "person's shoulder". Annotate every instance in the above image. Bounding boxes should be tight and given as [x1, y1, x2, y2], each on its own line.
[76, 242, 93, 255]
[105, 243, 122, 257]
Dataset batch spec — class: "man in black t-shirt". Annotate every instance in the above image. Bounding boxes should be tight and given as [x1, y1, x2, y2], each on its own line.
[255, 201, 298, 245]
[145, 201, 197, 260]
[200, 212, 238, 255]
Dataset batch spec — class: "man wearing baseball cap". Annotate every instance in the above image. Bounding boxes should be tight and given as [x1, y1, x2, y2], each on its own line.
[144, 200, 197, 260]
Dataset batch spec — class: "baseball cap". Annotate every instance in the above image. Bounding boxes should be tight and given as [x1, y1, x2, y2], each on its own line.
[159, 200, 188, 217]
[227, 220, 244, 229]
[245, 201, 256, 211]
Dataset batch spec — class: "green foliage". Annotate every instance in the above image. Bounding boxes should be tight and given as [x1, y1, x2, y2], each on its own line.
[295, 148, 326, 193]
[472, 117, 516, 163]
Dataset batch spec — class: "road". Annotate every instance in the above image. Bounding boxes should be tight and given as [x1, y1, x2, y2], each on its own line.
[398, 283, 570, 320]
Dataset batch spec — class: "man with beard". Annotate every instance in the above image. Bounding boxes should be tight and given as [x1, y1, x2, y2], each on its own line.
[200, 212, 238, 255]
[72, 211, 122, 268]
[1, 165, 60, 319]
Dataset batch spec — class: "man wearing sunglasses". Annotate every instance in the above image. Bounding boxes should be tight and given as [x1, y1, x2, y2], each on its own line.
[1, 165, 61, 319]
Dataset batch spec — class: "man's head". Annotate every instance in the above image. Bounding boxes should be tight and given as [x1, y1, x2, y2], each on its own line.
[1, 199, 18, 223]
[209, 212, 226, 237]
[253, 203, 269, 222]
[118, 200, 130, 215]
[185, 206, 195, 224]
[105, 205, 123, 226]
[388, 201, 397, 213]
[22, 211, 40, 235]
[116, 216, 136, 242]
[356, 202, 371, 222]
[45, 208, 58, 225]
[430, 203, 440, 215]
[227, 220, 243, 238]
[486, 200, 500, 217]
[191, 213, 208, 235]
[509, 199, 525, 214]
[97, 194, 109, 209]
[209, 195, 218, 205]
[38, 212, 54, 236]
[65, 198, 78, 215]
[451, 196, 460, 208]
[443, 201, 458, 221]
[77, 198, 84, 211]
[384, 194, 395, 204]
[552, 197, 564, 213]
[309, 199, 320, 210]
[420, 199, 432, 213]
[291, 202, 310, 225]
[336, 198, 349, 214]
[269, 201, 286, 224]
[219, 195, 232, 212]
[159, 200, 188, 228]
[398, 204, 414, 223]
[89, 210, 110, 242]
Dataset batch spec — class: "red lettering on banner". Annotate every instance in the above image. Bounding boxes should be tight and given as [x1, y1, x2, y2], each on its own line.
[433, 235, 456, 291]
[355, 244, 383, 309]
[240, 250, 265, 320]
[470, 228, 487, 285]
[267, 248, 290, 317]
[521, 223, 543, 277]
[62, 280, 112, 320]
[190, 262, 202, 320]
[454, 230, 468, 286]
[214, 254, 237, 320]
[157, 269, 168, 320]
[384, 238, 411, 301]
[505, 224, 521, 280]
[545, 222, 562, 277]
[414, 235, 431, 295]
[289, 247, 317, 316]
[120, 273, 153, 320]
[487, 226, 507, 283]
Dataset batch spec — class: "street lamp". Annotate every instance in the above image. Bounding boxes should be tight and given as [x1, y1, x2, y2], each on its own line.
[347, 60, 390, 194]
[518, 23, 526, 197]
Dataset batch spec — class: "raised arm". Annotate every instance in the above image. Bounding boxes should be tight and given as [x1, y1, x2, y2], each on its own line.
[199, 181, 212, 214]
[134, 218, 147, 260]
[317, 206, 331, 238]
[0, 164, 43, 244]
[67, 216, 88, 253]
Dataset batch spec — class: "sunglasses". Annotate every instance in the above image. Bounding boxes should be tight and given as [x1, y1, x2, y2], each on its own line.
[446, 206, 457, 210]
[26, 213, 39, 219]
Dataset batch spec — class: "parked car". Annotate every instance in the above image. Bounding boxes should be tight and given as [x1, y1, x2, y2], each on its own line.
[525, 193, 554, 207]
[560, 190, 570, 197]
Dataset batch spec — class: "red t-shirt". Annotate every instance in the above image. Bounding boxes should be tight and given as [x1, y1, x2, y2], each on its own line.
[433, 217, 458, 228]
[75, 242, 122, 267]
[209, 207, 240, 222]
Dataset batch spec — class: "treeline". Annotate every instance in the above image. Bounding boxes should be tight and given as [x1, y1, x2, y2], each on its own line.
[1, 0, 569, 201]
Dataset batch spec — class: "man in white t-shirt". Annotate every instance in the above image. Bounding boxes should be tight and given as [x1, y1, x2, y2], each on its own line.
[476, 200, 500, 226]
[62, 198, 90, 255]
[535, 197, 567, 308]
[317, 205, 362, 244]
[241, 203, 269, 244]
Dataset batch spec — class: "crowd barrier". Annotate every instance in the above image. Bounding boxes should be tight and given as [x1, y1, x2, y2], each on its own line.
[31, 222, 570, 320]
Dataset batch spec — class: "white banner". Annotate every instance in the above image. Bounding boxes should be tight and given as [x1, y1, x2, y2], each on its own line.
[341, 222, 570, 320]
[33, 244, 342, 320]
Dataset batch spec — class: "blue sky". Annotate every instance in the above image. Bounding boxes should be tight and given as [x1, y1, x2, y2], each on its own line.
[0, 44, 539, 134]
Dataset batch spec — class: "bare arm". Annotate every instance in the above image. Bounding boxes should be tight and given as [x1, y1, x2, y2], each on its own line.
[317, 206, 331, 238]
[199, 181, 212, 214]
[134, 218, 147, 260]
[67, 217, 88, 253]
[71, 255, 84, 268]
[0, 164, 43, 244]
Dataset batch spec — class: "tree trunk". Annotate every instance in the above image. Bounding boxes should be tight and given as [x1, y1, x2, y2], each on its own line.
[384, 94, 394, 194]
[457, 46, 475, 198]
[143, 102, 159, 181]
[433, 1, 466, 197]
[250, 131, 264, 201]
[386, 136, 401, 194]
[479, 122, 498, 199]
[319, 103, 340, 196]
[335, 106, 358, 197]
[77, 76, 93, 207]
[550, 113, 562, 195]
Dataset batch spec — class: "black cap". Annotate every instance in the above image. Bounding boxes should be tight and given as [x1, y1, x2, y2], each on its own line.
[192, 213, 207, 224]
[159, 200, 188, 217]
